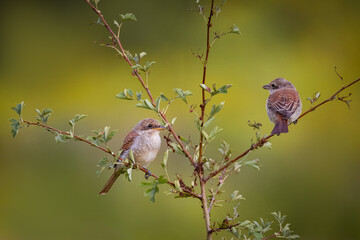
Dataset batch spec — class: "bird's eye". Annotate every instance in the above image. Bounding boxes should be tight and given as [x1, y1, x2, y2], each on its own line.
[271, 84, 276, 88]
[147, 124, 153, 128]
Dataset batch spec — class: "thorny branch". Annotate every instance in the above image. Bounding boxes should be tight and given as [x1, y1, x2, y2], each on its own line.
[205, 78, 360, 182]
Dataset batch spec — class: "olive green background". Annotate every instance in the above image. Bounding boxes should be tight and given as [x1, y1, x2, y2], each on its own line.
[1, 0, 360, 239]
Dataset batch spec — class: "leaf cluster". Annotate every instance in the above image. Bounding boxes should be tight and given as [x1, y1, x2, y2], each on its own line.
[139, 175, 167, 202]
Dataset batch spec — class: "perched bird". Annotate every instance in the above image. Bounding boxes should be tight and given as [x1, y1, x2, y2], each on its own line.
[263, 78, 302, 135]
[99, 118, 166, 195]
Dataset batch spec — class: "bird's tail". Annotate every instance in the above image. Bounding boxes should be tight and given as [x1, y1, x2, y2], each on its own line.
[271, 118, 288, 135]
[98, 170, 121, 195]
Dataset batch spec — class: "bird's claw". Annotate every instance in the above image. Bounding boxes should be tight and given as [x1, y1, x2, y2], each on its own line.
[144, 168, 152, 179]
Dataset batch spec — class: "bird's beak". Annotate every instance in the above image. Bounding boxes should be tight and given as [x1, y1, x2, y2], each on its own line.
[155, 125, 167, 131]
[262, 84, 270, 90]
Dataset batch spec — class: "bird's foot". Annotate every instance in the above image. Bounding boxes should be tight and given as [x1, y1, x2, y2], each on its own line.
[143, 168, 152, 179]
[293, 119, 298, 125]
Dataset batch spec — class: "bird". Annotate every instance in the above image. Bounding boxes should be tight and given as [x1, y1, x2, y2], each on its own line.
[263, 78, 302, 135]
[99, 118, 166, 195]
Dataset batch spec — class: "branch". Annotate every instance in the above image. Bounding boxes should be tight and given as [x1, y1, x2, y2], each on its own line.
[84, 0, 196, 167]
[198, 1, 216, 239]
[205, 78, 360, 181]
[199, 0, 215, 166]
[23, 120, 201, 199]
[209, 223, 240, 234]
[262, 232, 280, 240]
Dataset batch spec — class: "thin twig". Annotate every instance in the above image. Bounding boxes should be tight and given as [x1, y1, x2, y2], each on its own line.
[23, 120, 201, 199]
[209, 223, 240, 234]
[205, 78, 360, 181]
[262, 232, 280, 240]
[208, 169, 226, 214]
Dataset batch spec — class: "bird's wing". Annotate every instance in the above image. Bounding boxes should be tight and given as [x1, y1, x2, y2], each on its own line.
[121, 131, 139, 151]
[267, 89, 300, 119]
[113, 130, 139, 166]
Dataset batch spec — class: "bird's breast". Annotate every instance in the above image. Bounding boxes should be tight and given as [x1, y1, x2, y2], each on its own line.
[132, 132, 161, 167]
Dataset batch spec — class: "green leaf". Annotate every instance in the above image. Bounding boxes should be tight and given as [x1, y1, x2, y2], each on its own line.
[55, 133, 67, 143]
[248, 120, 263, 130]
[200, 84, 212, 93]
[139, 52, 147, 59]
[229, 24, 241, 34]
[160, 93, 169, 101]
[203, 117, 215, 128]
[116, 89, 134, 100]
[120, 13, 137, 22]
[195, 118, 202, 131]
[161, 149, 169, 168]
[103, 126, 118, 143]
[169, 142, 185, 156]
[174, 88, 192, 104]
[69, 114, 87, 128]
[96, 157, 111, 176]
[143, 61, 156, 72]
[155, 96, 161, 113]
[201, 130, 209, 141]
[35, 107, 53, 123]
[231, 190, 245, 201]
[244, 158, 261, 170]
[263, 142, 272, 149]
[208, 126, 223, 141]
[136, 99, 155, 110]
[131, 64, 144, 71]
[209, 101, 225, 119]
[125, 167, 132, 182]
[170, 117, 177, 126]
[11, 101, 24, 116]
[174, 180, 184, 193]
[10, 119, 20, 138]
[219, 141, 232, 159]
[73, 114, 87, 123]
[145, 99, 155, 110]
[212, 84, 232, 96]
[230, 227, 239, 238]
[140, 176, 167, 202]
[128, 150, 135, 164]
[113, 20, 120, 28]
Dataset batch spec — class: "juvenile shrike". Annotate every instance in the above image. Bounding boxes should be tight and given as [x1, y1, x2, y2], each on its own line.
[263, 78, 302, 135]
[99, 118, 165, 195]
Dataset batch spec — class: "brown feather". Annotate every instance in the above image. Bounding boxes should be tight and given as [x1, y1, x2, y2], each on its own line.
[268, 88, 300, 119]
[271, 114, 289, 135]
[99, 131, 139, 195]
[98, 169, 121, 195]
[120, 131, 139, 152]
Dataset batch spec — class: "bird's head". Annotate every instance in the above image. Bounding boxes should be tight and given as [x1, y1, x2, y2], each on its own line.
[263, 78, 296, 93]
[134, 118, 166, 133]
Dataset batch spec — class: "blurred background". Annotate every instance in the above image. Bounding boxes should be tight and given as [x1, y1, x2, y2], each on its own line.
[1, 0, 360, 239]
